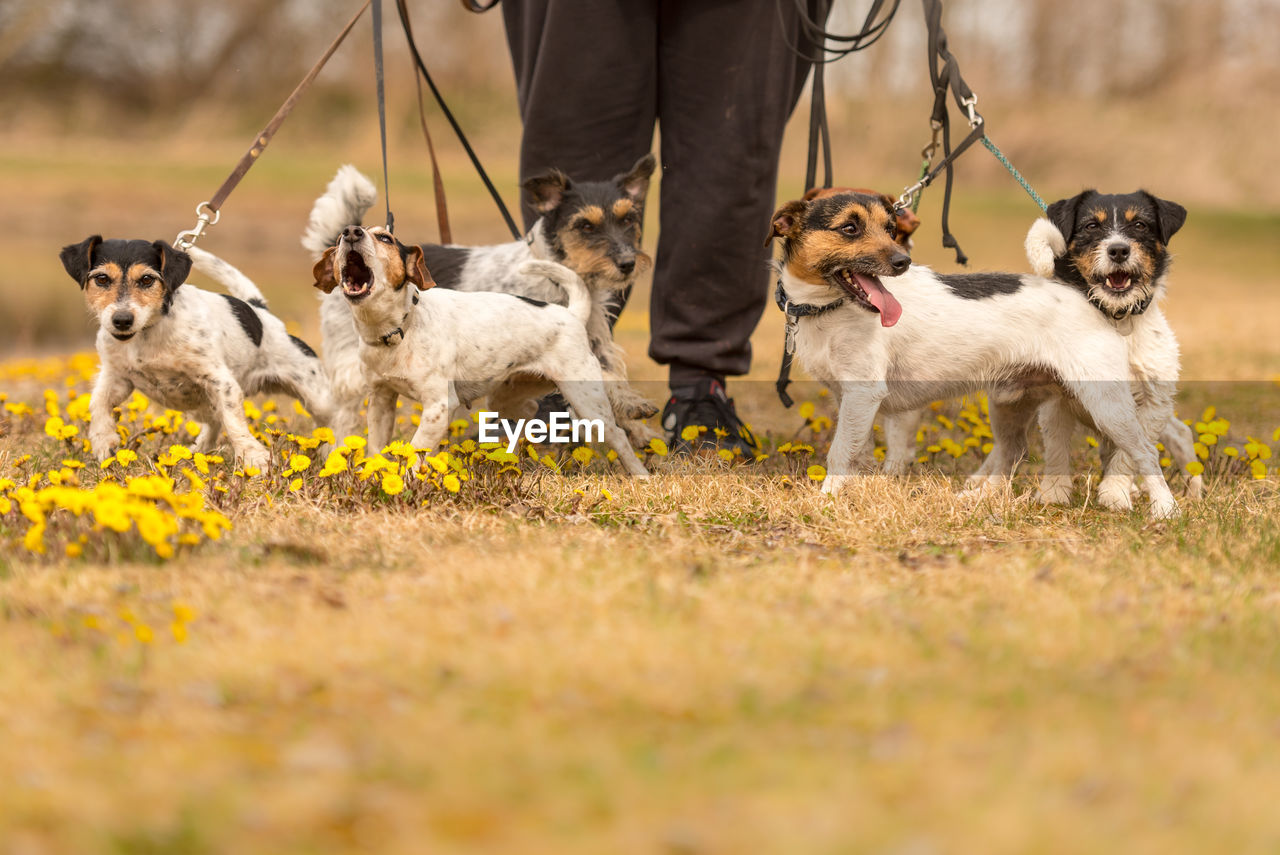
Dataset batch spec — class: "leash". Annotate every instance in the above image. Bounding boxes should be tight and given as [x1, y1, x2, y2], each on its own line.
[395, 0, 522, 241]
[891, 0, 1047, 265]
[780, 0, 901, 191]
[773, 278, 848, 408]
[371, 0, 389, 234]
[176, 0, 373, 249]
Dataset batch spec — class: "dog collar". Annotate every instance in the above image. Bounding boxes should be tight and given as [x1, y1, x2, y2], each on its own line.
[774, 278, 847, 407]
[365, 292, 420, 347]
[1089, 289, 1154, 337]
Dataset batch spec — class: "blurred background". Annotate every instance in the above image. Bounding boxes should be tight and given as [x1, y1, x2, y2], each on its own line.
[1, 0, 1278, 386]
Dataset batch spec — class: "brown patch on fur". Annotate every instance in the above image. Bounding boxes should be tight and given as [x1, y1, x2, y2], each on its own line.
[611, 199, 634, 219]
[559, 230, 620, 279]
[1092, 208, 1108, 224]
[783, 204, 905, 286]
[84, 263, 123, 314]
[803, 186, 920, 246]
[374, 241, 409, 291]
[1124, 207, 1138, 222]
[577, 205, 605, 228]
[312, 249, 337, 293]
[124, 263, 167, 314]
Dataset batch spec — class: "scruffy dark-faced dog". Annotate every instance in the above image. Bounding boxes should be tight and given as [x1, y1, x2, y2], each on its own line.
[302, 157, 659, 442]
[60, 237, 332, 470]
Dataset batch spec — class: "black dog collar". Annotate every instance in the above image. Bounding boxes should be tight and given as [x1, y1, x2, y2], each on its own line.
[774, 278, 847, 408]
[1090, 289, 1155, 322]
[366, 291, 420, 347]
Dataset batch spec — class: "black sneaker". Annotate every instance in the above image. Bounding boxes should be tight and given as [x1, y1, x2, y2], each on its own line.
[661, 377, 760, 458]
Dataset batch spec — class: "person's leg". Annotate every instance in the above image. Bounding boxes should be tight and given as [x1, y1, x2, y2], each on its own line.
[651, 0, 820, 387]
[501, 0, 659, 231]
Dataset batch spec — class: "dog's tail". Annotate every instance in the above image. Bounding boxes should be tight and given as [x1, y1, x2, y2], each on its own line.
[1025, 217, 1066, 278]
[186, 246, 269, 308]
[518, 261, 592, 326]
[301, 165, 378, 260]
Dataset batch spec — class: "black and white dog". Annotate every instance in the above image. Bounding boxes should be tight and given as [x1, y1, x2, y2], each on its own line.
[769, 191, 1182, 518]
[301, 159, 658, 442]
[60, 237, 332, 469]
[968, 190, 1200, 509]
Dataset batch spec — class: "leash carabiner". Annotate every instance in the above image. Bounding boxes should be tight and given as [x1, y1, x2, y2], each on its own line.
[175, 201, 221, 250]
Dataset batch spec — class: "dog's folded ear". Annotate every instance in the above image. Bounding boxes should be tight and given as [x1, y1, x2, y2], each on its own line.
[312, 247, 338, 293]
[523, 169, 571, 213]
[59, 235, 103, 287]
[1141, 191, 1187, 243]
[152, 240, 193, 290]
[766, 200, 807, 246]
[1046, 190, 1093, 245]
[405, 245, 436, 291]
[615, 153, 657, 202]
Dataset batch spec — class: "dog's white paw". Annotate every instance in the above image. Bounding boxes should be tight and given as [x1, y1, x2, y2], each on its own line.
[93, 438, 121, 464]
[1148, 495, 1181, 520]
[1037, 475, 1073, 506]
[821, 474, 849, 495]
[238, 445, 272, 474]
[1097, 477, 1134, 512]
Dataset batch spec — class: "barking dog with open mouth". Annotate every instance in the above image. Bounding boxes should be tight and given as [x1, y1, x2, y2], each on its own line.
[302, 158, 659, 443]
[964, 189, 1199, 510]
[60, 237, 333, 470]
[310, 225, 648, 477]
[768, 190, 1182, 518]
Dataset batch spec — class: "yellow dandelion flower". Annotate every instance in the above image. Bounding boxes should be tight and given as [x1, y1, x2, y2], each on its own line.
[171, 621, 189, 644]
[1273, 427, 1280, 442]
[116, 448, 138, 466]
[65, 541, 83, 559]
[717, 448, 736, 462]
[288, 453, 312, 473]
[873, 446, 886, 461]
[981, 442, 994, 454]
[343, 435, 367, 450]
[1199, 433, 1217, 446]
[442, 473, 461, 493]
[1201, 405, 1215, 422]
[647, 437, 668, 456]
[925, 444, 942, 454]
[134, 623, 154, 644]
[1185, 460, 1205, 477]
[807, 464, 827, 481]
[798, 401, 816, 420]
[167, 444, 193, 461]
[1252, 460, 1268, 480]
[1160, 457, 1171, 467]
[1085, 436, 1099, 448]
[1223, 446, 1239, 458]
[381, 471, 405, 495]
[601, 488, 613, 501]
[1259, 445, 1273, 461]
[811, 415, 833, 432]
[606, 450, 617, 461]
[1194, 442, 1209, 460]
[681, 425, 702, 442]
[289, 477, 303, 492]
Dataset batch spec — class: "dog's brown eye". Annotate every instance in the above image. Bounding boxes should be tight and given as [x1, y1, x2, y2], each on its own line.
[1084, 222, 1100, 231]
[577, 221, 595, 233]
[376, 233, 394, 244]
[840, 223, 862, 237]
[137, 275, 156, 288]
[1133, 221, 1148, 231]
[93, 273, 111, 287]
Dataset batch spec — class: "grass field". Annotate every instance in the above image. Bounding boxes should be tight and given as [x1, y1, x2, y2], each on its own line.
[2, 123, 1280, 854]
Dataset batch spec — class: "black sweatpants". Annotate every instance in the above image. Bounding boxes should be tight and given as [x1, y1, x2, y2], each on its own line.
[501, 0, 821, 384]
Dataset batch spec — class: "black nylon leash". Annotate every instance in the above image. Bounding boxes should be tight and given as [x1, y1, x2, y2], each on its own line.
[395, 0, 521, 240]
[372, 0, 394, 233]
[773, 278, 847, 408]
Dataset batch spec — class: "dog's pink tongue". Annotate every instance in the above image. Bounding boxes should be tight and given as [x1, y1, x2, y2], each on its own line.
[855, 273, 902, 327]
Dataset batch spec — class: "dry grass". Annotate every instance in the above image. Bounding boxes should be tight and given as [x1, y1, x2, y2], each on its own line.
[2, 111, 1279, 853]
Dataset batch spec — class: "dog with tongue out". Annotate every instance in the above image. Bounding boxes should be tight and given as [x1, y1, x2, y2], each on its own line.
[767, 188, 1184, 518]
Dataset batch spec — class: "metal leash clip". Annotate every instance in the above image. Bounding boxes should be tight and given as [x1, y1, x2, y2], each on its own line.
[174, 201, 220, 250]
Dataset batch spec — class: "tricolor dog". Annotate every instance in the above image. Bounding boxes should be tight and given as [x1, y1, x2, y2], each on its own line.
[302, 158, 658, 443]
[768, 191, 1181, 518]
[310, 225, 648, 477]
[966, 189, 1200, 509]
[59, 236, 332, 470]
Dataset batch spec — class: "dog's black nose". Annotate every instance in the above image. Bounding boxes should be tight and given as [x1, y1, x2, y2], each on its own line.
[1107, 242, 1130, 262]
[111, 310, 134, 331]
[342, 225, 364, 242]
[889, 252, 911, 274]
[616, 257, 636, 275]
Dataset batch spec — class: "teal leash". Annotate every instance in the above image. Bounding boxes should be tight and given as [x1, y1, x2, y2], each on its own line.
[980, 136, 1047, 213]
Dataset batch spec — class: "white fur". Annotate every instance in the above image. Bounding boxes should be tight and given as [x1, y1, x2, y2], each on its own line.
[330, 228, 648, 477]
[1025, 217, 1065, 278]
[780, 263, 1181, 518]
[87, 247, 332, 470]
